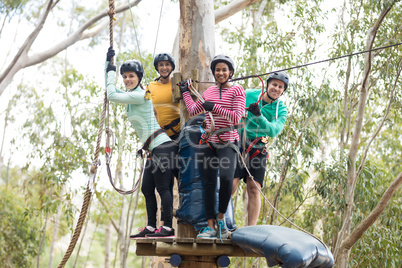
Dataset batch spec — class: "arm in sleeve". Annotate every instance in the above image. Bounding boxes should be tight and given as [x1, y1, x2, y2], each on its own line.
[212, 86, 246, 123]
[249, 107, 288, 138]
[182, 91, 204, 116]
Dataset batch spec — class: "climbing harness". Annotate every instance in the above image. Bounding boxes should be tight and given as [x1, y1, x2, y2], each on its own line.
[161, 117, 181, 133]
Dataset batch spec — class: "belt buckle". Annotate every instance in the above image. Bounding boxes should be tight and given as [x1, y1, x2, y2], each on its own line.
[260, 137, 268, 144]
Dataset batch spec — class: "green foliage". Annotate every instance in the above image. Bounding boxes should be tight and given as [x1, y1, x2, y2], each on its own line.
[0, 187, 40, 268]
[222, 0, 401, 266]
[0, 0, 28, 14]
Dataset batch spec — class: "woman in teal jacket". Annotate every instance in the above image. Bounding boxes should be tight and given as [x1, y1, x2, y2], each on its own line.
[105, 47, 177, 238]
[232, 71, 289, 226]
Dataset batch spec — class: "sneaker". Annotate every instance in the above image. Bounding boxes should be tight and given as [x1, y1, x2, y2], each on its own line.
[216, 217, 228, 240]
[130, 226, 155, 239]
[197, 226, 217, 239]
[146, 227, 175, 238]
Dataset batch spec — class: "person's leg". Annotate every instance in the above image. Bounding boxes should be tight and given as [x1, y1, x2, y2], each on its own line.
[232, 178, 240, 196]
[152, 148, 175, 228]
[216, 144, 237, 215]
[245, 148, 267, 226]
[141, 158, 157, 228]
[197, 144, 219, 239]
[246, 179, 261, 226]
[130, 159, 157, 239]
[199, 144, 218, 222]
[215, 144, 237, 239]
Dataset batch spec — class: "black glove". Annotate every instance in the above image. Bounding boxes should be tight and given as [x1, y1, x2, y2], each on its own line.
[106, 46, 115, 61]
[177, 80, 190, 94]
[248, 102, 261, 117]
[202, 101, 215, 111]
[106, 62, 116, 72]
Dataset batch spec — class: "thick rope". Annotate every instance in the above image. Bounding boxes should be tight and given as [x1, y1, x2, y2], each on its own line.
[57, 2, 115, 267]
[57, 95, 108, 267]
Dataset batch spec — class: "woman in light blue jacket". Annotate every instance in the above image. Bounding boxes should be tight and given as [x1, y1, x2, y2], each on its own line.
[105, 47, 177, 239]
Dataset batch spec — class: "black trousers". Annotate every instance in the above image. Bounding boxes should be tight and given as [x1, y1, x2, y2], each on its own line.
[198, 142, 237, 220]
[141, 141, 178, 228]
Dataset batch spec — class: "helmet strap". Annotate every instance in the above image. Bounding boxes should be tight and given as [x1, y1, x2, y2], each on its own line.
[265, 90, 278, 102]
[158, 70, 172, 80]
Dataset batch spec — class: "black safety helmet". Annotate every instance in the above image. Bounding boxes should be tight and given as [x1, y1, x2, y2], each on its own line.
[266, 71, 289, 91]
[210, 54, 235, 75]
[153, 53, 176, 73]
[120, 60, 144, 87]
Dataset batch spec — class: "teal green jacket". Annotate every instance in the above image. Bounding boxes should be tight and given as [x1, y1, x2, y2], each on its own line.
[243, 89, 288, 140]
[105, 61, 170, 151]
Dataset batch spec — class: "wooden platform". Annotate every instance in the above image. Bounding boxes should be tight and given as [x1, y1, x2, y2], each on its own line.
[135, 237, 262, 258]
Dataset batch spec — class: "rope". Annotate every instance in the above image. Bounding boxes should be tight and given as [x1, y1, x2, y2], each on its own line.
[57, 1, 115, 267]
[187, 79, 215, 139]
[153, 0, 165, 58]
[127, 0, 143, 66]
[235, 143, 331, 254]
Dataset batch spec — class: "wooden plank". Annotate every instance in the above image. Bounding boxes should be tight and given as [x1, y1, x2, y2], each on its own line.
[172, 72, 182, 103]
[135, 240, 263, 258]
[155, 242, 233, 256]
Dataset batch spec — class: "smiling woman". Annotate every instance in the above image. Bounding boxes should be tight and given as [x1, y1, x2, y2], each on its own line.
[178, 54, 246, 240]
[104, 47, 179, 239]
[147, 53, 181, 140]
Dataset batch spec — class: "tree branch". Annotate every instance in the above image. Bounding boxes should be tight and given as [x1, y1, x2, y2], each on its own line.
[215, 0, 260, 24]
[0, 0, 142, 95]
[341, 171, 402, 250]
[0, 0, 56, 84]
[96, 192, 120, 233]
[26, 0, 142, 67]
[356, 58, 402, 178]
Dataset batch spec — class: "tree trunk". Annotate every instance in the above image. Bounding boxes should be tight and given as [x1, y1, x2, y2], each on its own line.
[48, 188, 64, 268]
[179, 0, 215, 122]
[105, 223, 111, 268]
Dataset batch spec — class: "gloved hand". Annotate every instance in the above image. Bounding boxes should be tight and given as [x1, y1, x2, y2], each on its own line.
[177, 80, 190, 94]
[106, 47, 115, 61]
[202, 101, 215, 111]
[248, 102, 261, 117]
[107, 62, 116, 72]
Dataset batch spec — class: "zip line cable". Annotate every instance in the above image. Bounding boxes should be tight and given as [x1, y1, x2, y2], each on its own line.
[196, 42, 402, 84]
[231, 42, 402, 81]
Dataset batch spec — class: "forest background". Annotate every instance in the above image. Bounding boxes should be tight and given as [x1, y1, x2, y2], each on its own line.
[0, 0, 401, 267]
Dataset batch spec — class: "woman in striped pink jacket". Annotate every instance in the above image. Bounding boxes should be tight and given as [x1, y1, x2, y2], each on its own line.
[179, 55, 246, 239]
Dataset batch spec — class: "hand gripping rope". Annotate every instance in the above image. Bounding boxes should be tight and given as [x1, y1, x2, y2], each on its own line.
[186, 78, 216, 140]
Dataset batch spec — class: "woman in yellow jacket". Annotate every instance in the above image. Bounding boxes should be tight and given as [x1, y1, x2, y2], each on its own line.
[147, 53, 181, 140]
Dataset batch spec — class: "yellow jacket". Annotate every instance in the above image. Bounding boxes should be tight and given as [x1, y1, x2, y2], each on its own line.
[147, 81, 181, 137]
